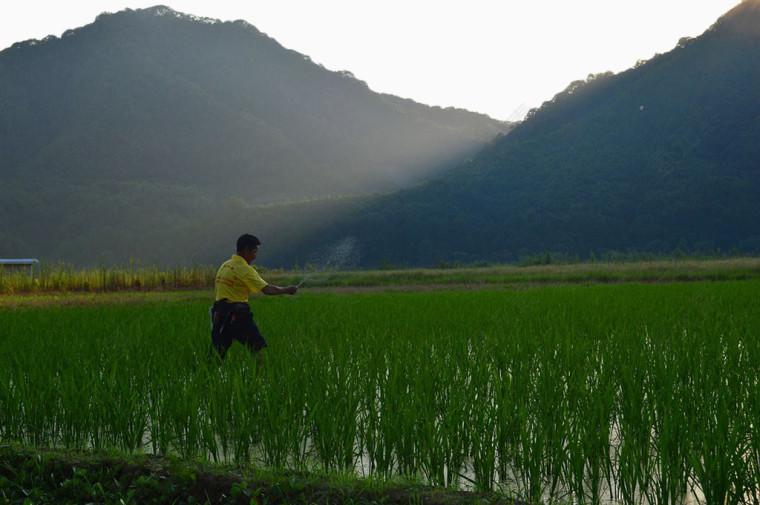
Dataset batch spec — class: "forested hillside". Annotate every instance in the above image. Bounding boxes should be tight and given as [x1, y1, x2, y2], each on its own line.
[0, 6, 505, 265]
[286, 0, 760, 268]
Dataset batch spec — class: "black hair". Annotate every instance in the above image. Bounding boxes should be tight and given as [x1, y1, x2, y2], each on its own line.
[236, 234, 261, 253]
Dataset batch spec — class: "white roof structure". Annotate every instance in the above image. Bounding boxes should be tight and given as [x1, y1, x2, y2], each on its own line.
[0, 259, 40, 264]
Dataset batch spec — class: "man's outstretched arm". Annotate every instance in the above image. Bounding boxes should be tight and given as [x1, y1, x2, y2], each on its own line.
[261, 284, 298, 296]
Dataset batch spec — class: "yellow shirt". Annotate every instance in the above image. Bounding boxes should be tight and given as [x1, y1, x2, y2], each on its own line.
[214, 254, 268, 302]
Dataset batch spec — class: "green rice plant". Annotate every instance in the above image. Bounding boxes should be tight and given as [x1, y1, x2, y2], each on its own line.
[611, 333, 656, 505]
[355, 341, 394, 478]
[468, 354, 499, 492]
[439, 361, 473, 489]
[686, 328, 752, 505]
[492, 362, 520, 488]
[55, 360, 95, 449]
[279, 359, 314, 470]
[410, 338, 464, 488]
[226, 359, 260, 464]
[164, 370, 204, 460]
[646, 333, 698, 505]
[536, 338, 574, 503]
[379, 337, 421, 478]
[745, 314, 760, 505]
[146, 368, 171, 455]
[747, 369, 760, 505]
[199, 363, 229, 463]
[0, 367, 16, 445]
[306, 345, 361, 472]
[257, 358, 303, 468]
[565, 339, 617, 505]
[511, 393, 544, 502]
[492, 338, 531, 492]
[412, 339, 472, 489]
[11, 351, 65, 448]
[91, 363, 122, 451]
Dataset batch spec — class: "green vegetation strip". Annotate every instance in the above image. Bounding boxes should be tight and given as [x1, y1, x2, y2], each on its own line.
[2, 257, 758, 296]
[1, 280, 759, 504]
[279, 257, 760, 289]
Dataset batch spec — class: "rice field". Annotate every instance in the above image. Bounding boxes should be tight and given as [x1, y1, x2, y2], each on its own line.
[1, 279, 759, 504]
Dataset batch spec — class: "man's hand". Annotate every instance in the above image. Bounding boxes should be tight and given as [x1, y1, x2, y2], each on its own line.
[262, 284, 299, 296]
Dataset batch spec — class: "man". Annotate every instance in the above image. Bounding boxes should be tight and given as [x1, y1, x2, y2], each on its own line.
[210, 234, 298, 359]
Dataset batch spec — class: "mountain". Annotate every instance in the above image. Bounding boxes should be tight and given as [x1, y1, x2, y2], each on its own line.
[0, 6, 506, 264]
[293, 0, 760, 268]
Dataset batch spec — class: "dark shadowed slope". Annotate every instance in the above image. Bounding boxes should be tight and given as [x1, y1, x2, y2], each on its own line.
[299, 0, 759, 268]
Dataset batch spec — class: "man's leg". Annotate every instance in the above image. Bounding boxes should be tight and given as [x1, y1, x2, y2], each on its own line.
[230, 314, 267, 353]
[210, 341, 230, 360]
[210, 304, 233, 360]
[210, 326, 233, 360]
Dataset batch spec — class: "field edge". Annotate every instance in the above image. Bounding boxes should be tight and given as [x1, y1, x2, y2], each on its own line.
[0, 446, 524, 505]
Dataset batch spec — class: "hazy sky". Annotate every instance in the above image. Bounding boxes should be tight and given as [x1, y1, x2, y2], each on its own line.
[0, 0, 742, 120]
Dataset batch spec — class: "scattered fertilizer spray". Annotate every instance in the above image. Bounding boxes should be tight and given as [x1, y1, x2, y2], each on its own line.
[294, 236, 361, 292]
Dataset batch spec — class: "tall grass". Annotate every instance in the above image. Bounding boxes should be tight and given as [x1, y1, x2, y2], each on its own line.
[0, 261, 219, 294]
[1, 280, 758, 504]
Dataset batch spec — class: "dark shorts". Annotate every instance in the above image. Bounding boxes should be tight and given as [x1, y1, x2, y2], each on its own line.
[210, 300, 267, 358]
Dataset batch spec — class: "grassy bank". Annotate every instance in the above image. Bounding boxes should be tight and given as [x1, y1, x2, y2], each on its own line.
[1, 446, 507, 505]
